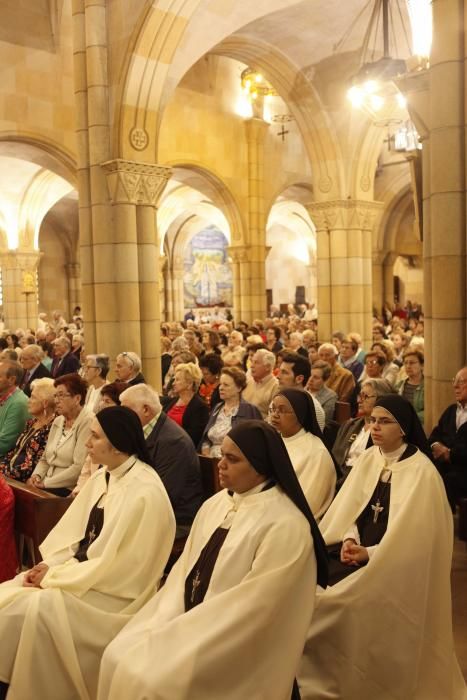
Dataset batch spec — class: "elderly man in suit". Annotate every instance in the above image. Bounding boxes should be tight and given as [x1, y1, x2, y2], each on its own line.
[120, 383, 203, 536]
[115, 352, 145, 386]
[50, 337, 80, 378]
[429, 366, 467, 510]
[19, 344, 51, 396]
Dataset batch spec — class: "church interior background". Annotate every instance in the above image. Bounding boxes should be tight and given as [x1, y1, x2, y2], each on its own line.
[0, 0, 465, 430]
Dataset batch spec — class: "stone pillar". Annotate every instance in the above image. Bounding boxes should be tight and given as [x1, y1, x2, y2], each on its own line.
[1, 250, 41, 329]
[372, 251, 386, 313]
[426, 0, 466, 427]
[243, 118, 269, 322]
[102, 160, 171, 389]
[159, 255, 167, 322]
[308, 200, 382, 347]
[228, 246, 242, 323]
[66, 262, 81, 318]
[171, 258, 185, 323]
[383, 252, 398, 305]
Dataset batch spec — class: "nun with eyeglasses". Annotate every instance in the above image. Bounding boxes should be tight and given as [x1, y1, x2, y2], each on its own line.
[299, 395, 466, 700]
[0, 406, 175, 700]
[98, 420, 328, 700]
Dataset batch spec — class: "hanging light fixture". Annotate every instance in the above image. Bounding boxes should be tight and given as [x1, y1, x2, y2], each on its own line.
[341, 0, 432, 116]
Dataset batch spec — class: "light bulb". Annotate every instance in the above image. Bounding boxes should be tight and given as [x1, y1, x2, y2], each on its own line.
[370, 94, 384, 111]
[363, 80, 378, 94]
[347, 86, 364, 107]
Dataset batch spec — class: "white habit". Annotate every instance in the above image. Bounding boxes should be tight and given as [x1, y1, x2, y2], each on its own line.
[98, 485, 317, 700]
[282, 429, 336, 519]
[0, 457, 175, 700]
[299, 445, 467, 700]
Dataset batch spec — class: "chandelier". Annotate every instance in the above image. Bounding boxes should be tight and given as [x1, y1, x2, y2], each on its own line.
[240, 68, 276, 101]
[342, 0, 432, 115]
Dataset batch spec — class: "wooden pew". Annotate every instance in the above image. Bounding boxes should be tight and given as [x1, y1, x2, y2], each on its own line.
[5, 478, 72, 564]
[198, 455, 221, 500]
[335, 401, 351, 424]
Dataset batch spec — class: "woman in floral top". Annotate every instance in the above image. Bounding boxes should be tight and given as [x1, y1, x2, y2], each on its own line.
[0, 378, 56, 482]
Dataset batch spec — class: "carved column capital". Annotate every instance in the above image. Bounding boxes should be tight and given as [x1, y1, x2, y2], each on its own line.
[307, 199, 384, 232]
[101, 159, 172, 206]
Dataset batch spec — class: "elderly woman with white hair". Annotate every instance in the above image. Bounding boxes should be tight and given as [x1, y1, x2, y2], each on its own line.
[288, 331, 308, 358]
[0, 377, 56, 482]
[83, 354, 109, 412]
[114, 351, 145, 386]
[164, 362, 210, 446]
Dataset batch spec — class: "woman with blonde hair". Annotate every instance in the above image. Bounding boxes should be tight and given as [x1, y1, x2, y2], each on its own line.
[164, 362, 209, 446]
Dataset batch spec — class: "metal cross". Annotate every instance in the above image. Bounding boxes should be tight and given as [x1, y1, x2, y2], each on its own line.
[371, 500, 384, 524]
[277, 125, 289, 142]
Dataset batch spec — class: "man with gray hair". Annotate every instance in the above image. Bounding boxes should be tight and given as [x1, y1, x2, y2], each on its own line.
[115, 351, 145, 386]
[120, 384, 203, 535]
[318, 342, 355, 403]
[0, 361, 30, 457]
[19, 344, 51, 396]
[50, 337, 80, 378]
[242, 348, 279, 419]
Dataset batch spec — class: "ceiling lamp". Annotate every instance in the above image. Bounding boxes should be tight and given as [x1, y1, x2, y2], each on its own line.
[240, 68, 277, 118]
[342, 0, 431, 116]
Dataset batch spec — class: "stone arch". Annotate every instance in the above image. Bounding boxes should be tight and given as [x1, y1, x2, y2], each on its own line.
[161, 162, 246, 245]
[0, 133, 77, 187]
[116, 0, 343, 198]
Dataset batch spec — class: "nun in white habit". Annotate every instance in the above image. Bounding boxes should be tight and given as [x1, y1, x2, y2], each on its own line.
[299, 395, 467, 700]
[269, 387, 336, 519]
[0, 406, 175, 700]
[98, 420, 328, 700]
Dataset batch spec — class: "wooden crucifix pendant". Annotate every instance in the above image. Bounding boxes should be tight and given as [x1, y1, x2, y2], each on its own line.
[371, 500, 384, 524]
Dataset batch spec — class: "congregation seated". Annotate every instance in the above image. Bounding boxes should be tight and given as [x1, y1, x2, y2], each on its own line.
[287, 331, 308, 358]
[18, 344, 51, 396]
[0, 378, 56, 482]
[97, 420, 328, 700]
[307, 360, 337, 426]
[265, 325, 283, 354]
[120, 383, 203, 536]
[50, 337, 80, 378]
[83, 353, 110, 412]
[198, 353, 223, 409]
[114, 351, 145, 385]
[0, 361, 30, 458]
[277, 351, 326, 432]
[199, 367, 262, 457]
[160, 336, 172, 383]
[0, 476, 17, 583]
[318, 343, 355, 402]
[395, 348, 424, 423]
[269, 388, 336, 519]
[0, 406, 175, 700]
[429, 366, 467, 511]
[29, 374, 93, 494]
[164, 362, 210, 446]
[242, 348, 279, 419]
[299, 395, 466, 699]
[332, 378, 395, 483]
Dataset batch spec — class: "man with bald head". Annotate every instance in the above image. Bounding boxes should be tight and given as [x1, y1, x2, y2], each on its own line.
[429, 366, 467, 510]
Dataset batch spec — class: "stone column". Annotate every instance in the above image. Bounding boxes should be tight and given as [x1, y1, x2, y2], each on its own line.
[228, 246, 242, 323]
[372, 251, 386, 312]
[159, 255, 167, 322]
[0, 250, 41, 329]
[171, 257, 185, 323]
[66, 262, 82, 318]
[102, 160, 171, 389]
[243, 118, 269, 322]
[383, 252, 398, 305]
[308, 200, 382, 347]
[427, 0, 466, 427]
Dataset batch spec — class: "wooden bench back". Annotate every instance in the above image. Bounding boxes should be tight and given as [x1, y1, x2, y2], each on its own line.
[335, 401, 351, 424]
[5, 478, 72, 563]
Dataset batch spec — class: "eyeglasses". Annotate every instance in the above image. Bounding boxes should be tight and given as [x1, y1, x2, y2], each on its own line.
[268, 405, 294, 416]
[55, 392, 72, 400]
[368, 416, 398, 426]
[84, 365, 99, 370]
[120, 352, 135, 367]
[452, 378, 467, 387]
[359, 392, 377, 401]
[365, 360, 380, 366]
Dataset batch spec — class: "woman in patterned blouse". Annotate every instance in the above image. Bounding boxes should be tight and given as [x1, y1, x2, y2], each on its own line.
[0, 378, 56, 482]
